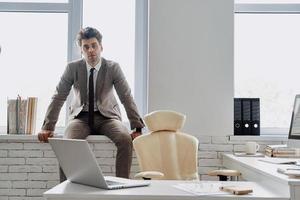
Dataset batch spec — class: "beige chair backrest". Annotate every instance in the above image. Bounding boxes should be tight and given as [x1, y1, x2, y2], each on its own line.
[133, 110, 199, 180]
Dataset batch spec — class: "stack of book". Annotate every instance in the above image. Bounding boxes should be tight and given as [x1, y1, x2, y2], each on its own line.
[265, 144, 300, 158]
[7, 96, 38, 135]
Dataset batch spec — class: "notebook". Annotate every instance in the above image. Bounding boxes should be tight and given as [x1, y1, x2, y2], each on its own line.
[48, 138, 150, 189]
[234, 152, 265, 157]
[277, 167, 300, 177]
[258, 157, 298, 165]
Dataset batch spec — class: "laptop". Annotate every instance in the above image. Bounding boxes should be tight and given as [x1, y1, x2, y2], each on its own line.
[48, 138, 150, 189]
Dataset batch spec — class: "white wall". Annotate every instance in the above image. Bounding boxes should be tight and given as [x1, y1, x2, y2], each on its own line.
[148, 0, 234, 136]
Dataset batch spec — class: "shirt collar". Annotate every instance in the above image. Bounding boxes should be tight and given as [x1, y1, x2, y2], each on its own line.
[85, 58, 102, 72]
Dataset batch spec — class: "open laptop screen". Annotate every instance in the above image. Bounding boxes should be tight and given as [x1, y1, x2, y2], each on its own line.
[289, 94, 300, 140]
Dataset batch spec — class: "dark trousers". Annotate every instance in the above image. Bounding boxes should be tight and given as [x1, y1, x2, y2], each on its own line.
[59, 111, 132, 182]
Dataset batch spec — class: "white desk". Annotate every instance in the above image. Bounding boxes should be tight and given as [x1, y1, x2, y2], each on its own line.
[44, 179, 288, 200]
[223, 154, 300, 200]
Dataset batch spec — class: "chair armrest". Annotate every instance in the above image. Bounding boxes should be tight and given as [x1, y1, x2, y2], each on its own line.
[208, 169, 241, 177]
[134, 171, 164, 180]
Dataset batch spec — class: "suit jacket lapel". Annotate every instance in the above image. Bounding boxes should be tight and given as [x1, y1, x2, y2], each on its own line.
[78, 59, 87, 103]
[95, 58, 107, 100]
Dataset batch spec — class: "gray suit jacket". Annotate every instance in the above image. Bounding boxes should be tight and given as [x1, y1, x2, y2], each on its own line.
[42, 58, 144, 131]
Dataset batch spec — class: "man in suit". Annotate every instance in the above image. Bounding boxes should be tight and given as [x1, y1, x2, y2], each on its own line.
[38, 27, 144, 181]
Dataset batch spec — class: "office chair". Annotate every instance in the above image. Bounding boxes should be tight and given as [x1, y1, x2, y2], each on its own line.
[133, 110, 241, 181]
[133, 110, 199, 180]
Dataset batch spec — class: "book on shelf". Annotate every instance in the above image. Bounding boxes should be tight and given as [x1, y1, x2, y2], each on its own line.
[265, 144, 300, 158]
[272, 153, 300, 158]
[266, 148, 297, 154]
[266, 144, 287, 149]
[7, 96, 38, 135]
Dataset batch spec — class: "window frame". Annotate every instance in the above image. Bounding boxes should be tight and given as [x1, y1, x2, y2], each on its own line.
[235, 3, 300, 13]
[135, 0, 148, 118]
[0, 0, 148, 134]
[234, 2, 300, 135]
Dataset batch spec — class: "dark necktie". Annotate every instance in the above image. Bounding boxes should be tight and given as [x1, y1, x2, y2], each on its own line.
[88, 68, 95, 131]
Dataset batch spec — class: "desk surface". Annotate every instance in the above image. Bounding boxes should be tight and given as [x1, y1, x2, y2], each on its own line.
[223, 154, 300, 185]
[44, 180, 288, 200]
[223, 154, 300, 200]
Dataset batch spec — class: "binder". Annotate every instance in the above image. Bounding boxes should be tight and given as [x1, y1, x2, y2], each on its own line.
[234, 98, 260, 135]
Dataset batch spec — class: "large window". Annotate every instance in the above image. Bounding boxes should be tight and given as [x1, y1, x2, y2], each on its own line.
[0, 0, 67, 2]
[0, 12, 68, 129]
[0, 0, 147, 133]
[235, 1, 300, 133]
[0, 1, 81, 133]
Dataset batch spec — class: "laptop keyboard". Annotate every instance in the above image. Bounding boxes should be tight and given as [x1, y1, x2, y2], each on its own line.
[106, 180, 125, 185]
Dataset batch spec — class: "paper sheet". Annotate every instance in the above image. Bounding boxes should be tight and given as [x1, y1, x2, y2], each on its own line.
[173, 182, 229, 196]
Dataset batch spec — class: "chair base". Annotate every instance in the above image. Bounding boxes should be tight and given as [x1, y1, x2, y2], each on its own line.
[218, 175, 228, 181]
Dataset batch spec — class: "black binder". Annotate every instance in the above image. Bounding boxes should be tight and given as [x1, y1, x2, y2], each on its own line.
[234, 98, 260, 136]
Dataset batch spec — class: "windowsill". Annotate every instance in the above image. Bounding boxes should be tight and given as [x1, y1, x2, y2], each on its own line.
[229, 127, 289, 141]
[0, 133, 288, 143]
[0, 126, 66, 135]
[230, 135, 288, 142]
[0, 134, 111, 142]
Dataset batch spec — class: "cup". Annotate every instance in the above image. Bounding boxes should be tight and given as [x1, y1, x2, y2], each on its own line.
[245, 142, 260, 155]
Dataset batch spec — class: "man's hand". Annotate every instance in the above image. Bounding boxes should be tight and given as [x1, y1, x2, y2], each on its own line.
[130, 131, 142, 141]
[38, 130, 54, 143]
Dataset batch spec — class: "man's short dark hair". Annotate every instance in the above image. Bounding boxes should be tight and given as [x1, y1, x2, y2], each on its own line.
[76, 27, 102, 46]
